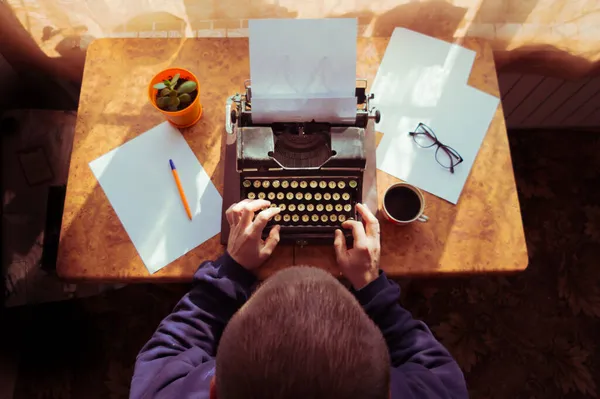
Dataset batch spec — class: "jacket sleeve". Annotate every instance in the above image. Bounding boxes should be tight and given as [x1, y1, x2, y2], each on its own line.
[130, 253, 256, 399]
[351, 272, 468, 399]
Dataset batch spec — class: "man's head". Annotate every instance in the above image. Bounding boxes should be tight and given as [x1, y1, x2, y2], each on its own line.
[213, 266, 390, 399]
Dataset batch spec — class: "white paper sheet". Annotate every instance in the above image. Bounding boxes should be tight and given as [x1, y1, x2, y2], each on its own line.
[249, 18, 357, 123]
[89, 122, 222, 274]
[372, 28, 500, 204]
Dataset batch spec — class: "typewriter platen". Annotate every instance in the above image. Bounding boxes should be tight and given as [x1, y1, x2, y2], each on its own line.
[221, 80, 380, 246]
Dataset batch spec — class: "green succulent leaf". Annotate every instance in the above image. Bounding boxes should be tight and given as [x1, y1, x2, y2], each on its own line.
[169, 90, 178, 99]
[169, 96, 180, 107]
[170, 73, 180, 86]
[156, 96, 170, 109]
[177, 81, 197, 94]
[163, 79, 172, 88]
[160, 88, 171, 96]
[153, 82, 166, 90]
[178, 93, 191, 103]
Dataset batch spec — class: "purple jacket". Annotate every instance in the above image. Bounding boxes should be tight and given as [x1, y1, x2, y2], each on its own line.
[131, 254, 468, 399]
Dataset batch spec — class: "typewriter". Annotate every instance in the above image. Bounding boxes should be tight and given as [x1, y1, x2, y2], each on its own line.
[221, 80, 380, 246]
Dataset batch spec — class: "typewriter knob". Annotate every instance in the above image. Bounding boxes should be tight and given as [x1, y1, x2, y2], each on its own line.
[230, 109, 237, 125]
[375, 109, 381, 124]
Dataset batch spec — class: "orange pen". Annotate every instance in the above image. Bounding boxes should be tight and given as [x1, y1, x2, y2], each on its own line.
[169, 159, 193, 220]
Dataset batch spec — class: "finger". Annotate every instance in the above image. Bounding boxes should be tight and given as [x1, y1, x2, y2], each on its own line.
[356, 203, 380, 238]
[238, 200, 271, 227]
[341, 220, 368, 247]
[226, 199, 250, 226]
[333, 229, 348, 264]
[250, 207, 281, 236]
[261, 225, 281, 257]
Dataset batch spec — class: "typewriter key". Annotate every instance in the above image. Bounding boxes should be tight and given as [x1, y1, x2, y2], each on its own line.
[258, 192, 266, 199]
[339, 214, 347, 222]
[297, 204, 306, 212]
[319, 181, 327, 189]
[253, 180, 261, 188]
[262, 180, 270, 188]
[314, 193, 322, 201]
[325, 204, 333, 212]
[247, 192, 256, 199]
[342, 193, 350, 201]
[337, 181, 346, 189]
[300, 181, 308, 189]
[270, 204, 277, 208]
[310, 180, 318, 188]
[278, 204, 286, 211]
[277, 192, 284, 200]
[281, 180, 289, 188]
[288, 204, 296, 212]
[267, 192, 276, 200]
[302, 214, 310, 223]
[349, 180, 358, 188]
[283, 214, 291, 222]
[311, 214, 319, 222]
[307, 204, 315, 212]
[286, 192, 294, 200]
[316, 204, 324, 212]
[290, 180, 299, 189]
[321, 214, 329, 223]
[295, 192, 303, 200]
[305, 193, 313, 201]
[332, 193, 341, 201]
[292, 214, 300, 223]
[274, 214, 282, 222]
[272, 180, 281, 188]
[330, 214, 338, 222]
[328, 181, 336, 189]
[335, 204, 343, 212]
[243, 180, 252, 188]
[344, 204, 352, 212]
[323, 193, 331, 201]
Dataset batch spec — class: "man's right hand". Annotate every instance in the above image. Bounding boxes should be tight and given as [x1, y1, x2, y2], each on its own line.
[333, 203, 381, 290]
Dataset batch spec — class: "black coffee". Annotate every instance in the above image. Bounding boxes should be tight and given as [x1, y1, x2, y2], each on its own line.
[384, 186, 422, 221]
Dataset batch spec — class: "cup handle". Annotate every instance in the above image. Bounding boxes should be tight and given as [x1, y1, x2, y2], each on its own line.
[417, 214, 429, 223]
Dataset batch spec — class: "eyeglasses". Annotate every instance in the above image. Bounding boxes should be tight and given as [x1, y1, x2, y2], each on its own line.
[409, 123, 463, 173]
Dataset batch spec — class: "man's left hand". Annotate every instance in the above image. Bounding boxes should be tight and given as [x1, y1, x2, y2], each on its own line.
[225, 199, 281, 272]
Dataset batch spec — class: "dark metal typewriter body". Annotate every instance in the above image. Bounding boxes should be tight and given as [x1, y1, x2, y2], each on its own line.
[221, 80, 380, 246]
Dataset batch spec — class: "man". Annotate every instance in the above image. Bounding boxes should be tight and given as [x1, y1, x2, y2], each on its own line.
[131, 199, 467, 399]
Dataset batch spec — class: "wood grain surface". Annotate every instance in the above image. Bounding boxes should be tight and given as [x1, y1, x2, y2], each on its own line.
[57, 37, 527, 282]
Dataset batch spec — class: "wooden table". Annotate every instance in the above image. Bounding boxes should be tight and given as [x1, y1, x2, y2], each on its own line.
[57, 37, 527, 282]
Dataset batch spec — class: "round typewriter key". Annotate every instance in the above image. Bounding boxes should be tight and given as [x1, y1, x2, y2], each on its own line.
[281, 180, 289, 189]
[253, 180, 261, 188]
[300, 181, 308, 189]
[310, 180, 318, 188]
[295, 192, 303, 200]
[328, 181, 336, 189]
[323, 193, 331, 201]
[288, 204, 296, 212]
[316, 204, 324, 212]
[283, 214, 291, 223]
[247, 192, 256, 199]
[292, 214, 300, 223]
[349, 180, 358, 188]
[291, 180, 299, 189]
[311, 214, 319, 223]
[270, 204, 277, 208]
[262, 180, 270, 188]
[344, 204, 352, 212]
[321, 214, 328, 223]
[267, 192, 276, 200]
[325, 204, 333, 212]
[274, 214, 282, 222]
[314, 193, 322, 201]
[319, 181, 327, 189]
[278, 203, 286, 211]
[277, 192, 284, 200]
[337, 181, 346, 189]
[332, 193, 341, 201]
[342, 193, 351, 201]
[302, 214, 310, 223]
[297, 204, 306, 212]
[339, 214, 346, 222]
[243, 180, 252, 188]
[305, 193, 313, 201]
[286, 192, 294, 200]
[335, 204, 343, 212]
[258, 192, 266, 199]
[307, 204, 315, 212]
[330, 214, 338, 222]
[272, 180, 280, 188]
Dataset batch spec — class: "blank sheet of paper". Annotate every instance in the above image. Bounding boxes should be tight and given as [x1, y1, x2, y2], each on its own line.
[89, 122, 222, 274]
[372, 28, 500, 204]
[249, 18, 357, 123]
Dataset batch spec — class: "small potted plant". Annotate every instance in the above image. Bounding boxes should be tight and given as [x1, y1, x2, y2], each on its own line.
[148, 67, 202, 128]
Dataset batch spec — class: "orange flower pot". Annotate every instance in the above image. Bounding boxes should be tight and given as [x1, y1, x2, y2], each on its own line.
[148, 67, 203, 128]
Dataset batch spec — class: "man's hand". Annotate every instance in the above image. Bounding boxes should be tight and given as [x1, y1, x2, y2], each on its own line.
[334, 203, 381, 290]
[226, 199, 281, 272]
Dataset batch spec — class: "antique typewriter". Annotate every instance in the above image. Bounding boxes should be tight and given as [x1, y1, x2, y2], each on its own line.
[221, 80, 380, 246]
